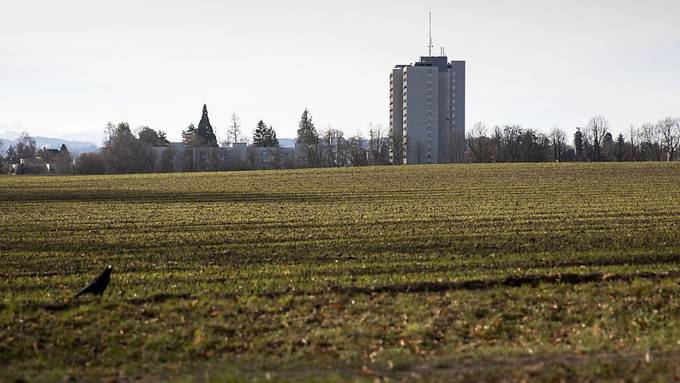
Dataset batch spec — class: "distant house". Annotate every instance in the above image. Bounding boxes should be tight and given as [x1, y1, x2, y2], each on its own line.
[37, 144, 73, 173]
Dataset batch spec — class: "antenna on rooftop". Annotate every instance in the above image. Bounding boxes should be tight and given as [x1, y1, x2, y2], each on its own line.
[428, 11, 434, 56]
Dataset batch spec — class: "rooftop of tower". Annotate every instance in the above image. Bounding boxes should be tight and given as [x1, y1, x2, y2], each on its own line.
[415, 56, 450, 72]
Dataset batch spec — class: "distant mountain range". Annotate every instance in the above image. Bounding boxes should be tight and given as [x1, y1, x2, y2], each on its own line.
[0, 132, 98, 156]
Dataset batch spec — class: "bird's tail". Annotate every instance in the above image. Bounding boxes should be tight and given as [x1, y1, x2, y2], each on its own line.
[74, 288, 86, 299]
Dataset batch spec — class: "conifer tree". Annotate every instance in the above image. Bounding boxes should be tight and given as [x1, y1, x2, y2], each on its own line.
[253, 121, 267, 147]
[253, 121, 279, 148]
[267, 125, 279, 148]
[615, 133, 626, 162]
[138, 127, 170, 147]
[195, 104, 218, 147]
[297, 109, 318, 146]
[182, 124, 197, 145]
[574, 128, 584, 161]
[296, 109, 320, 166]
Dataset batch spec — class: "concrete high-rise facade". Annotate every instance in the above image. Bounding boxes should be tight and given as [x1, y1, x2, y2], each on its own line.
[389, 56, 465, 164]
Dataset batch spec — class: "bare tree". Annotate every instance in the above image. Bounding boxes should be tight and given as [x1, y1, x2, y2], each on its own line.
[16, 132, 37, 160]
[585, 116, 610, 161]
[656, 117, 680, 161]
[332, 129, 346, 166]
[226, 113, 242, 146]
[368, 123, 389, 165]
[502, 125, 523, 162]
[549, 127, 567, 162]
[368, 126, 378, 165]
[640, 122, 657, 142]
[390, 127, 404, 165]
[466, 122, 491, 162]
[319, 127, 336, 167]
[270, 147, 283, 169]
[640, 122, 662, 161]
[628, 125, 640, 161]
[347, 134, 367, 166]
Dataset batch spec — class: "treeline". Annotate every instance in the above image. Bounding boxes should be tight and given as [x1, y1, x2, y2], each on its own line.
[75, 105, 392, 173]
[0, 105, 392, 174]
[294, 109, 390, 167]
[1, 110, 678, 175]
[466, 116, 680, 163]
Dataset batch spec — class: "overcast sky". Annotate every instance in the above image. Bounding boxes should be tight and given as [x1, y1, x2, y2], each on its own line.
[1, 0, 679, 144]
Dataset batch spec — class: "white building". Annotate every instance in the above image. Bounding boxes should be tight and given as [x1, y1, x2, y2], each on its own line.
[150, 143, 304, 172]
[390, 56, 465, 164]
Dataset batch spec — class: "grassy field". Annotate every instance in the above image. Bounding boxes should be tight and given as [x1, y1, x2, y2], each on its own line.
[2, 162, 680, 382]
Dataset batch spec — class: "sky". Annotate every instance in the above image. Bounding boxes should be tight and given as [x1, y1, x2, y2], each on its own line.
[1, 0, 679, 145]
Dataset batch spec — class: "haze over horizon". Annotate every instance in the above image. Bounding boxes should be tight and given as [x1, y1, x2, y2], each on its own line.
[1, 0, 679, 145]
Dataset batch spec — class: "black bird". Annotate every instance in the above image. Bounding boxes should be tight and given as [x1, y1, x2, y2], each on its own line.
[74, 265, 113, 298]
